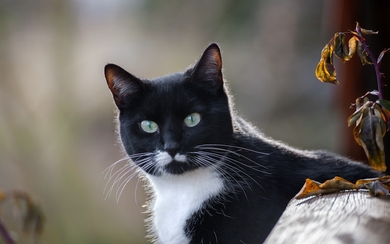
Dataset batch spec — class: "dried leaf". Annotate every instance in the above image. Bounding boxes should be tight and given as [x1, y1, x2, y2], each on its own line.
[315, 44, 339, 84]
[295, 177, 357, 199]
[365, 180, 389, 196]
[356, 176, 390, 186]
[320, 176, 358, 190]
[333, 33, 349, 62]
[356, 110, 386, 172]
[360, 27, 379, 35]
[378, 48, 390, 64]
[349, 100, 372, 135]
[376, 99, 390, 111]
[376, 100, 390, 131]
[347, 109, 363, 127]
[347, 37, 358, 60]
[13, 191, 45, 237]
[357, 41, 372, 65]
[295, 178, 322, 199]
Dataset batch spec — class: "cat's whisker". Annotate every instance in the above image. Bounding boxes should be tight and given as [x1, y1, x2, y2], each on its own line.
[105, 164, 133, 199]
[195, 144, 270, 172]
[113, 157, 158, 202]
[191, 155, 250, 200]
[102, 156, 130, 179]
[104, 152, 154, 201]
[196, 144, 269, 156]
[116, 170, 140, 202]
[200, 153, 254, 192]
[190, 150, 264, 190]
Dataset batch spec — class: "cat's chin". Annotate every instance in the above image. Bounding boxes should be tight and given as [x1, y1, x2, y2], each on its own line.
[163, 161, 199, 175]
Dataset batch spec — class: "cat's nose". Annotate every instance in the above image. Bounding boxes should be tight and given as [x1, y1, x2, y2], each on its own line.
[164, 142, 180, 157]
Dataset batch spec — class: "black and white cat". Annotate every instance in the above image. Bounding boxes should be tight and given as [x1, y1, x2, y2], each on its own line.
[104, 43, 380, 244]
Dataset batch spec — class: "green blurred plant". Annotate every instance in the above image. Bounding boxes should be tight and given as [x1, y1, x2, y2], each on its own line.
[0, 190, 44, 244]
[315, 22, 390, 172]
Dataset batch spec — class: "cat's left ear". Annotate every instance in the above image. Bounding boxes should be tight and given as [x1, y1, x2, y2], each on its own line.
[192, 43, 223, 91]
[104, 64, 144, 108]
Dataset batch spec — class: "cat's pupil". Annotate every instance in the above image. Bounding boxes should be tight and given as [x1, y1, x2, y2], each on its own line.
[140, 120, 158, 133]
[184, 113, 201, 127]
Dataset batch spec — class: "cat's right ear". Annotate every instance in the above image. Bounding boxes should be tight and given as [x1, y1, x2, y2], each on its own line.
[104, 64, 143, 108]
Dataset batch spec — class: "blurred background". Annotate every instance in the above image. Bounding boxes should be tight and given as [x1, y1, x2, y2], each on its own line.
[0, 0, 388, 243]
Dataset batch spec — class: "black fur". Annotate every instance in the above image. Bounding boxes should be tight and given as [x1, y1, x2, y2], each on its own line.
[105, 43, 381, 243]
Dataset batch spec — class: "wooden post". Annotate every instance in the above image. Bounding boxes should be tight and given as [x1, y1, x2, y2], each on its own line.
[265, 191, 390, 243]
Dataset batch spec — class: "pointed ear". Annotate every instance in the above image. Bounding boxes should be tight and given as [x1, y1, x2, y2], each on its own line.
[104, 64, 143, 108]
[192, 43, 223, 90]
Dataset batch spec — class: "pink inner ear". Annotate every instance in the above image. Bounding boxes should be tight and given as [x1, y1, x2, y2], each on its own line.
[104, 64, 142, 107]
[193, 44, 224, 85]
[105, 66, 123, 104]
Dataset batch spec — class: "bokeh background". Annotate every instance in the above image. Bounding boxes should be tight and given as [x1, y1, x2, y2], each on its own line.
[1, 0, 387, 243]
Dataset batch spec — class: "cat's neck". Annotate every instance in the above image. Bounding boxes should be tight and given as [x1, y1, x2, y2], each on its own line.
[146, 167, 224, 244]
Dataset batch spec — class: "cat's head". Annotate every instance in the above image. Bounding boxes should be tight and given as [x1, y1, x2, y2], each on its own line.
[105, 43, 233, 176]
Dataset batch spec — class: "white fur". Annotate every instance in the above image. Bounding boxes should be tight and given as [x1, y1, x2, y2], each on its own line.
[146, 162, 224, 244]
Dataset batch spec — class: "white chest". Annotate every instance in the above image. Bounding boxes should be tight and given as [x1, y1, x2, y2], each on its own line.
[147, 168, 224, 244]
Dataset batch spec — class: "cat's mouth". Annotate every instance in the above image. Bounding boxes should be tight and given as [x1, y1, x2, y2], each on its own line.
[155, 151, 199, 175]
[163, 160, 199, 175]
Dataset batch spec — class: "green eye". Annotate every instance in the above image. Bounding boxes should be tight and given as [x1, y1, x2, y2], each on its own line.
[184, 112, 201, 127]
[140, 120, 158, 133]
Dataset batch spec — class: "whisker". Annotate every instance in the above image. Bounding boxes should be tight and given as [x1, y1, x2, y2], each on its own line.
[195, 144, 270, 172]
[104, 152, 154, 201]
[196, 144, 270, 156]
[190, 155, 250, 199]
[102, 156, 130, 179]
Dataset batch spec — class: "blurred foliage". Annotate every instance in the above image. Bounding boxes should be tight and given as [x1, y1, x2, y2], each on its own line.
[0, 0, 340, 243]
[0, 190, 44, 244]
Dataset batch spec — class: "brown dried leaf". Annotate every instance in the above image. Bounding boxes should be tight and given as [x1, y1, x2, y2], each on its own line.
[360, 27, 379, 35]
[365, 180, 389, 196]
[295, 178, 321, 199]
[319, 176, 358, 190]
[315, 44, 339, 84]
[13, 191, 44, 237]
[347, 36, 358, 60]
[376, 99, 390, 112]
[347, 105, 364, 127]
[357, 41, 372, 65]
[333, 33, 349, 62]
[295, 177, 357, 199]
[357, 110, 386, 172]
[378, 48, 390, 64]
[376, 101, 390, 131]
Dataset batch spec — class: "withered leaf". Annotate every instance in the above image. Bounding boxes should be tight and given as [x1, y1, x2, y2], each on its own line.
[295, 177, 357, 199]
[365, 180, 389, 196]
[355, 110, 386, 172]
[360, 27, 379, 35]
[357, 41, 372, 65]
[333, 33, 349, 62]
[347, 37, 358, 60]
[376, 99, 390, 111]
[375, 100, 390, 131]
[378, 48, 390, 64]
[348, 109, 363, 127]
[320, 176, 358, 190]
[348, 99, 372, 129]
[315, 44, 339, 84]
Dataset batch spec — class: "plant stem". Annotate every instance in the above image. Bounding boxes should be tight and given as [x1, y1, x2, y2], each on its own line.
[367, 48, 384, 100]
[0, 218, 15, 244]
[355, 25, 384, 100]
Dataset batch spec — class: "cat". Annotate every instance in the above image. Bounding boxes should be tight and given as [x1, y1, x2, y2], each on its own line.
[104, 43, 381, 244]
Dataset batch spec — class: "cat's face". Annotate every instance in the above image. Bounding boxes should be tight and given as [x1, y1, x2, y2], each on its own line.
[105, 44, 233, 176]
